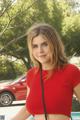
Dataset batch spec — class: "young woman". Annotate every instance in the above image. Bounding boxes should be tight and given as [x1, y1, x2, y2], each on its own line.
[11, 23, 80, 120]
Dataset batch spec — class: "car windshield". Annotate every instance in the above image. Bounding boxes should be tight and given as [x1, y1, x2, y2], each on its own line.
[12, 75, 26, 84]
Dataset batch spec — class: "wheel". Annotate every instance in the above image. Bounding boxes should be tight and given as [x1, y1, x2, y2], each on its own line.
[0, 92, 14, 106]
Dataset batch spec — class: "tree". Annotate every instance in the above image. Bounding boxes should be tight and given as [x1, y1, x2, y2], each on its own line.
[0, 0, 80, 72]
[0, 0, 65, 69]
[62, 14, 80, 56]
[0, 0, 37, 69]
[0, 55, 27, 79]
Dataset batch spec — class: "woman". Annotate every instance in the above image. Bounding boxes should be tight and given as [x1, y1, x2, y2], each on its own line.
[12, 23, 80, 120]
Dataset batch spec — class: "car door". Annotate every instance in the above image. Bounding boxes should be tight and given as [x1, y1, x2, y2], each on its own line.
[14, 77, 27, 100]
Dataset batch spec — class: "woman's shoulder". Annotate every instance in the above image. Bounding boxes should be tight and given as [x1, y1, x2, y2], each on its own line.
[66, 63, 79, 69]
[26, 67, 39, 87]
[64, 63, 80, 73]
[27, 67, 39, 75]
[65, 64, 80, 88]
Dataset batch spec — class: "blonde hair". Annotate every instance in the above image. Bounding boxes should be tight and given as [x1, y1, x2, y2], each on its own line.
[27, 23, 68, 69]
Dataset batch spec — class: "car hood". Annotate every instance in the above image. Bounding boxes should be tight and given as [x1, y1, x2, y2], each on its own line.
[0, 81, 12, 87]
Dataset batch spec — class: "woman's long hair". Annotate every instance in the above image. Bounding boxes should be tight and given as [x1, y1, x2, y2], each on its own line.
[27, 23, 68, 69]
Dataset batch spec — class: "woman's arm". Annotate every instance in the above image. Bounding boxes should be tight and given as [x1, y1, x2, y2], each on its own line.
[74, 83, 80, 101]
[11, 83, 31, 120]
[11, 105, 31, 120]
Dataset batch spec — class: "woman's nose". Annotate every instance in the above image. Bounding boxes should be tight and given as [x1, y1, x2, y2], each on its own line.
[38, 46, 43, 53]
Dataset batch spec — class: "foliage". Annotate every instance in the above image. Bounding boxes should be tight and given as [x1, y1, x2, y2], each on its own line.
[0, 0, 80, 79]
[62, 14, 80, 56]
[0, 55, 27, 80]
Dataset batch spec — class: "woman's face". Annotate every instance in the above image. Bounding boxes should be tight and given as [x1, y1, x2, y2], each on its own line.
[32, 35, 52, 67]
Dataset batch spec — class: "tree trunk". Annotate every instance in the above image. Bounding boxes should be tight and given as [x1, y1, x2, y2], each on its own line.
[21, 57, 31, 69]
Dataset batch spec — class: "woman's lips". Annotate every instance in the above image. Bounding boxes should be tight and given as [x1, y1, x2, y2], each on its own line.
[39, 55, 46, 57]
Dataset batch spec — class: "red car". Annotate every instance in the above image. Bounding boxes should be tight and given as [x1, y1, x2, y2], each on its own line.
[0, 75, 27, 106]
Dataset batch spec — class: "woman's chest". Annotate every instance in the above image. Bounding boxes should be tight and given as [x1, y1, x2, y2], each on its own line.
[28, 71, 72, 102]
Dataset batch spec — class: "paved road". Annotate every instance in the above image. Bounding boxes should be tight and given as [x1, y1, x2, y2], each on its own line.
[0, 105, 23, 120]
[0, 101, 33, 120]
[0, 101, 80, 120]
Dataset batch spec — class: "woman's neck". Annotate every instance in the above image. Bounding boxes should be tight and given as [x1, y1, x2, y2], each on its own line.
[42, 64, 54, 70]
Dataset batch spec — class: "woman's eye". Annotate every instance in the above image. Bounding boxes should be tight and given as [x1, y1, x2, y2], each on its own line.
[42, 42, 48, 47]
[32, 42, 48, 49]
[32, 45, 38, 48]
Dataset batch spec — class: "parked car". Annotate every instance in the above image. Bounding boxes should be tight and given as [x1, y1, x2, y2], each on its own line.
[0, 75, 27, 106]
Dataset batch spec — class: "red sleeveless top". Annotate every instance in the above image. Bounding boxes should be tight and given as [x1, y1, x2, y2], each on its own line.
[26, 64, 80, 117]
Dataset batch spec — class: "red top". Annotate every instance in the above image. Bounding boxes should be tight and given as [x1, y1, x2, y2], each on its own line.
[26, 64, 80, 117]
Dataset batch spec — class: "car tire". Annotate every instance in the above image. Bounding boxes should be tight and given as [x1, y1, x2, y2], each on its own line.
[0, 92, 14, 106]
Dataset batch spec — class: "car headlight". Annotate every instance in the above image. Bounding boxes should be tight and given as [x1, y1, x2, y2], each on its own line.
[0, 86, 5, 90]
[12, 87, 16, 90]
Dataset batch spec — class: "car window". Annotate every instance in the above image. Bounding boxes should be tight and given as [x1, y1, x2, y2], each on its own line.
[12, 75, 26, 84]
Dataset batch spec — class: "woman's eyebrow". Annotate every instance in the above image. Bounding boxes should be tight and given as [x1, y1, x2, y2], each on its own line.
[32, 40, 47, 45]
